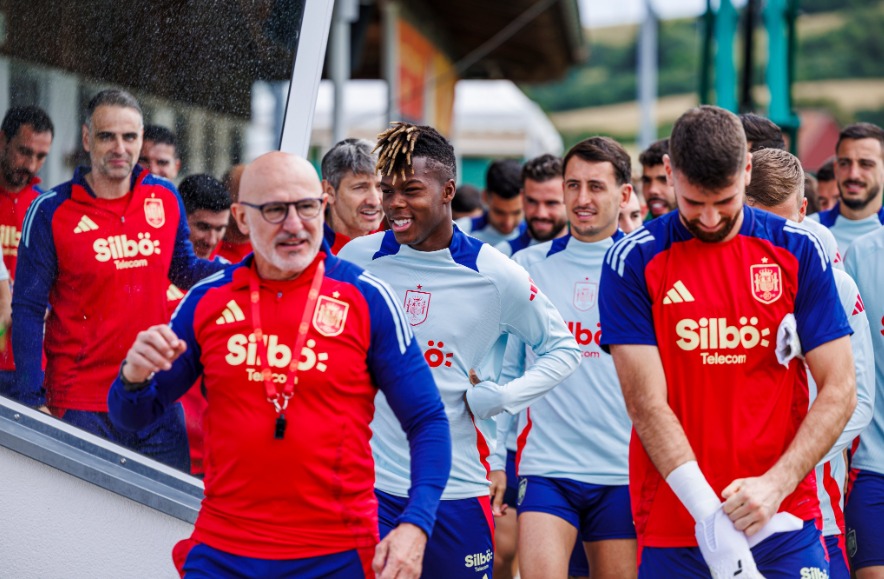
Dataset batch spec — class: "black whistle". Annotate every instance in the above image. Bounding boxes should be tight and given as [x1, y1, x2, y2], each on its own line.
[274, 414, 287, 440]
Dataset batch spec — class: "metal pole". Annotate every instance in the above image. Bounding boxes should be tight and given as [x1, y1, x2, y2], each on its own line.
[279, 0, 336, 156]
[330, 0, 358, 144]
[638, 0, 658, 150]
[715, 0, 738, 112]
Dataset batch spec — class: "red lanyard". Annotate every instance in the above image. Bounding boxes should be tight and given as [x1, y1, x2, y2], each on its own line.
[248, 259, 325, 439]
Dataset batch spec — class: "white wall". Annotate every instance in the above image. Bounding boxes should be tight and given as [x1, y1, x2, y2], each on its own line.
[0, 446, 194, 579]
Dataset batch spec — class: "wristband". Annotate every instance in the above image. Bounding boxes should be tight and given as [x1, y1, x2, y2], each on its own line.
[666, 460, 721, 523]
[119, 360, 154, 392]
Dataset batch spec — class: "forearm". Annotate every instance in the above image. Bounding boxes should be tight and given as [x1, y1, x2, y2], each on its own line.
[107, 377, 168, 432]
[10, 302, 47, 406]
[467, 345, 581, 419]
[399, 410, 451, 536]
[611, 344, 695, 478]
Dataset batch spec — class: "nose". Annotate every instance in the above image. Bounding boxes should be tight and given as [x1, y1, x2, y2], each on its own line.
[281, 205, 305, 232]
[368, 183, 382, 205]
[698, 205, 720, 227]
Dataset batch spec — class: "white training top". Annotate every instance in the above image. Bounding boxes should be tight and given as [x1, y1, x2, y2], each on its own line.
[809, 206, 884, 257]
[844, 227, 884, 477]
[498, 232, 632, 485]
[809, 267, 875, 536]
[455, 214, 523, 247]
[339, 227, 581, 499]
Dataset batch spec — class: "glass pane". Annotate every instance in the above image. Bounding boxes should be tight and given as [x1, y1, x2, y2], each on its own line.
[0, 0, 310, 476]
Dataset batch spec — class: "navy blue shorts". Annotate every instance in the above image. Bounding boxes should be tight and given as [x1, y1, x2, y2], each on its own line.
[638, 520, 826, 579]
[376, 489, 494, 579]
[517, 475, 635, 542]
[825, 534, 849, 579]
[175, 539, 374, 578]
[503, 449, 518, 507]
[845, 469, 884, 570]
[60, 403, 189, 472]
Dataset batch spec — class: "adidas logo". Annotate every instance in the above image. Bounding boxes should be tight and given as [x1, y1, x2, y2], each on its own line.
[216, 300, 245, 324]
[74, 215, 99, 233]
[853, 294, 865, 316]
[663, 280, 695, 304]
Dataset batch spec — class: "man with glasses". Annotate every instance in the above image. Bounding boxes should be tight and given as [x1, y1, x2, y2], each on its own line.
[109, 151, 451, 579]
[12, 89, 223, 469]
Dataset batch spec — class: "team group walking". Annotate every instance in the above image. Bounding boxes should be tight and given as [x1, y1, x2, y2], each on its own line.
[1, 88, 882, 578]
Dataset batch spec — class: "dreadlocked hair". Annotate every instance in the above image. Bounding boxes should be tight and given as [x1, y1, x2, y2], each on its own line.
[373, 122, 456, 185]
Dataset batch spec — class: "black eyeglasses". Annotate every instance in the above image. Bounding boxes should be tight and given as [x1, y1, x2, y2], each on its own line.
[240, 198, 324, 223]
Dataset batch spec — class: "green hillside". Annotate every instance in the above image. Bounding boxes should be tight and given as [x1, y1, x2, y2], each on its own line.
[521, 2, 884, 127]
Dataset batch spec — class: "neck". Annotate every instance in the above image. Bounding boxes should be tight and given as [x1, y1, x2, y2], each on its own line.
[254, 258, 304, 282]
[327, 214, 358, 240]
[411, 221, 454, 252]
[0, 175, 24, 194]
[86, 171, 131, 200]
[840, 196, 882, 221]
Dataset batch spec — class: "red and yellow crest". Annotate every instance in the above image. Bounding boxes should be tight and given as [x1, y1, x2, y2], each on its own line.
[404, 289, 431, 326]
[312, 295, 349, 337]
[144, 195, 165, 228]
[750, 262, 782, 304]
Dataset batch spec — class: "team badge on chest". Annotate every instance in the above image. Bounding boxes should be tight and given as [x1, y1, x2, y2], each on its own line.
[312, 295, 349, 336]
[404, 287, 431, 326]
[750, 259, 782, 304]
[573, 280, 597, 311]
[144, 195, 165, 228]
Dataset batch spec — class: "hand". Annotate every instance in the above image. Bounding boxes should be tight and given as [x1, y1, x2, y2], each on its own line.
[722, 474, 788, 536]
[123, 325, 187, 383]
[489, 470, 508, 517]
[695, 508, 762, 579]
[464, 368, 505, 419]
[463, 369, 482, 414]
[373, 523, 428, 579]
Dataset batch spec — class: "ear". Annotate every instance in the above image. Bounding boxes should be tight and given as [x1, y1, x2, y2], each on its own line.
[663, 154, 673, 184]
[230, 203, 250, 236]
[81, 124, 90, 153]
[442, 179, 456, 205]
[321, 179, 336, 205]
[174, 158, 182, 174]
[619, 183, 633, 208]
[799, 197, 807, 222]
[744, 151, 753, 188]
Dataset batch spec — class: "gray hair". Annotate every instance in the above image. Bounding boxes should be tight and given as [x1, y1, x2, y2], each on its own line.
[321, 138, 378, 189]
[85, 89, 143, 130]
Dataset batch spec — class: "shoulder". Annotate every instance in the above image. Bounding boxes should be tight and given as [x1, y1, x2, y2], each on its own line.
[755, 211, 829, 269]
[604, 220, 667, 278]
[513, 236, 562, 268]
[139, 171, 178, 196]
[849, 226, 884, 253]
[21, 185, 72, 244]
[174, 262, 240, 319]
[337, 230, 395, 265]
[814, 204, 840, 227]
[455, 213, 486, 234]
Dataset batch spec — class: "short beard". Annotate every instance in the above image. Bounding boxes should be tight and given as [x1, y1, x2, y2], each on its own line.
[840, 186, 880, 211]
[528, 219, 567, 242]
[681, 213, 739, 243]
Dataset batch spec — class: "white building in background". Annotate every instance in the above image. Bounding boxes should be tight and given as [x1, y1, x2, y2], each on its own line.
[297, 79, 563, 186]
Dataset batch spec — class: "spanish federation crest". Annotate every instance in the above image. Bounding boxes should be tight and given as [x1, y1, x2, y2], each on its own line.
[312, 295, 349, 337]
[750, 262, 782, 304]
[573, 280, 597, 311]
[404, 289, 431, 326]
[144, 195, 165, 228]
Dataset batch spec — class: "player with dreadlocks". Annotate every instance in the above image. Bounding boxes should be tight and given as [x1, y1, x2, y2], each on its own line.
[340, 123, 581, 579]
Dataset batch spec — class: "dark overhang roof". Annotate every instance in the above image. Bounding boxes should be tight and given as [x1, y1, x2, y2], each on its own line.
[0, 0, 585, 117]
